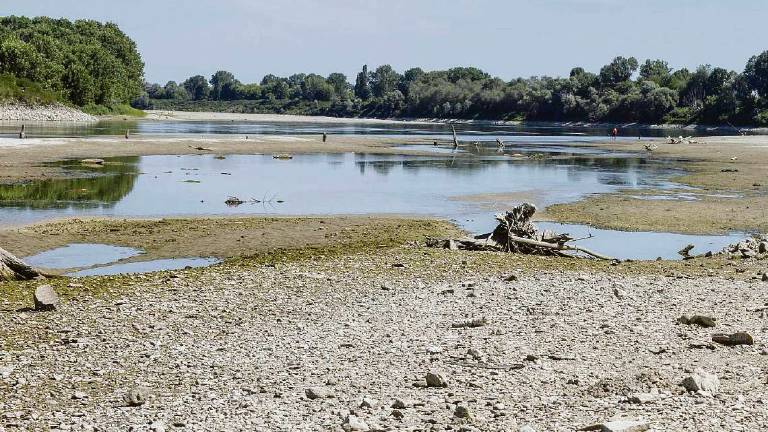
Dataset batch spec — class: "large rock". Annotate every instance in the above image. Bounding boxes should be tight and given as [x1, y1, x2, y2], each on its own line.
[681, 369, 720, 393]
[34, 285, 59, 311]
[677, 314, 716, 328]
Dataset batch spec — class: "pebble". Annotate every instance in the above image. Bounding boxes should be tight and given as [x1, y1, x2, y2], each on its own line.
[305, 387, 335, 399]
[681, 369, 720, 394]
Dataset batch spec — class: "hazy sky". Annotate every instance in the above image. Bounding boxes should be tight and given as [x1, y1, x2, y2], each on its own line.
[2, 0, 767, 84]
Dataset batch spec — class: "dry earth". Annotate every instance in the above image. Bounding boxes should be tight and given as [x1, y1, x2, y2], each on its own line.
[1, 243, 767, 431]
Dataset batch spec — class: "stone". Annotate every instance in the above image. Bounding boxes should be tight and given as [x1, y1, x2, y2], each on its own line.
[613, 287, 627, 299]
[759, 242, 767, 254]
[627, 393, 656, 404]
[359, 397, 376, 409]
[467, 348, 483, 360]
[305, 387, 334, 399]
[72, 391, 87, 400]
[598, 419, 650, 432]
[426, 346, 444, 354]
[762, 272, 768, 282]
[425, 371, 448, 388]
[681, 369, 720, 394]
[124, 387, 148, 406]
[454, 405, 472, 419]
[712, 332, 753, 346]
[677, 315, 716, 328]
[518, 426, 537, 432]
[33, 285, 59, 311]
[342, 415, 369, 431]
[391, 409, 404, 419]
[391, 398, 409, 409]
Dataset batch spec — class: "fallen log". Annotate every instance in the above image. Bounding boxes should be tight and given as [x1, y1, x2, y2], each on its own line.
[0, 246, 49, 281]
[428, 203, 614, 260]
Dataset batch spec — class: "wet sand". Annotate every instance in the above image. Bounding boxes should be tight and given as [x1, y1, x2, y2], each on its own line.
[546, 135, 768, 234]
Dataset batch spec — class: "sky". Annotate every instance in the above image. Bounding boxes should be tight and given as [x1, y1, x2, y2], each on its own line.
[2, 0, 767, 84]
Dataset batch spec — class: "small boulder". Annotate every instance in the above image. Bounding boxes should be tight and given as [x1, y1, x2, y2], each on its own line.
[598, 419, 650, 432]
[34, 285, 59, 311]
[681, 369, 719, 394]
[519, 426, 537, 432]
[627, 393, 656, 404]
[124, 387, 149, 406]
[425, 371, 448, 388]
[359, 396, 377, 409]
[762, 272, 768, 282]
[454, 404, 472, 419]
[305, 387, 334, 400]
[391, 398, 409, 409]
[677, 315, 716, 328]
[712, 332, 753, 346]
[342, 415, 369, 431]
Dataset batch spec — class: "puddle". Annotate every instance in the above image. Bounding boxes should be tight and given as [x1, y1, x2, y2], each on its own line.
[23, 243, 143, 269]
[67, 257, 220, 277]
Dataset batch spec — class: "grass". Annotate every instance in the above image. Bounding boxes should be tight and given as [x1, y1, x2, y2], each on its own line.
[0, 73, 62, 105]
[81, 103, 146, 117]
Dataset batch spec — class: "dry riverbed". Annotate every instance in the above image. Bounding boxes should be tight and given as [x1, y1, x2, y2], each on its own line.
[1, 220, 767, 431]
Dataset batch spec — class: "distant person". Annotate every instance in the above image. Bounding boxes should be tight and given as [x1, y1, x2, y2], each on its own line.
[322, 132, 328, 142]
[125, 129, 130, 139]
[611, 127, 618, 141]
[19, 124, 25, 139]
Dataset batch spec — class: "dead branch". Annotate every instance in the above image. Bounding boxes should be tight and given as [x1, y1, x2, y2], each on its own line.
[0, 246, 50, 281]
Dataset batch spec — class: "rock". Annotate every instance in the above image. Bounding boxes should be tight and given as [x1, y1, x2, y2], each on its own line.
[72, 391, 87, 400]
[613, 287, 627, 299]
[391, 398, 409, 409]
[759, 242, 768, 254]
[598, 419, 650, 432]
[677, 314, 716, 328]
[391, 409, 404, 419]
[681, 369, 720, 393]
[305, 386, 334, 399]
[33, 285, 59, 311]
[342, 415, 369, 431]
[519, 426, 537, 432]
[712, 332, 753, 346]
[124, 387, 148, 406]
[425, 371, 448, 388]
[454, 404, 472, 419]
[150, 420, 166, 432]
[627, 393, 656, 404]
[426, 346, 444, 354]
[467, 348, 483, 360]
[762, 272, 768, 282]
[359, 396, 377, 409]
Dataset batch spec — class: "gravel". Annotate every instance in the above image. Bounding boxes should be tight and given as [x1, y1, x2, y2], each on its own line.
[1, 247, 767, 430]
[0, 103, 96, 122]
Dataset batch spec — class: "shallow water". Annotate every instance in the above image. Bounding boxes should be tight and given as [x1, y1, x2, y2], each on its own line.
[0, 118, 734, 140]
[0, 120, 746, 263]
[23, 243, 143, 269]
[67, 257, 220, 277]
[0, 152, 682, 227]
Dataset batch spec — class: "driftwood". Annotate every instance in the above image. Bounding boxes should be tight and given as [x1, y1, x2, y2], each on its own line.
[0, 246, 49, 281]
[451, 124, 459, 148]
[428, 203, 613, 260]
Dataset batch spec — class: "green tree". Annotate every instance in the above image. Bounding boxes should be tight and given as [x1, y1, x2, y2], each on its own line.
[639, 59, 671, 85]
[744, 51, 768, 98]
[599, 56, 639, 87]
[370, 64, 400, 98]
[210, 70, 238, 100]
[354, 65, 371, 100]
[183, 75, 210, 100]
[326, 72, 349, 98]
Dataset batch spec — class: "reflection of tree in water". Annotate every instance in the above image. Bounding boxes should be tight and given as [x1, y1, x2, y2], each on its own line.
[0, 157, 140, 209]
[353, 155, 677, 187]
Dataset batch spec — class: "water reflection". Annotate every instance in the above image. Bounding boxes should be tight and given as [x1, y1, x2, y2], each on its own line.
[0, 157, 139, 209]
[0, 153, 681, 227]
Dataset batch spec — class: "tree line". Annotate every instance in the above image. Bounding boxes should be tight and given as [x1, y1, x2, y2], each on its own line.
[141, 52, 768, 126]
[0, 16, 144, 109]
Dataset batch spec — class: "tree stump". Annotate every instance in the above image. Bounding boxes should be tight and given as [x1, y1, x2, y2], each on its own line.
[0, 247, 47, 281]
